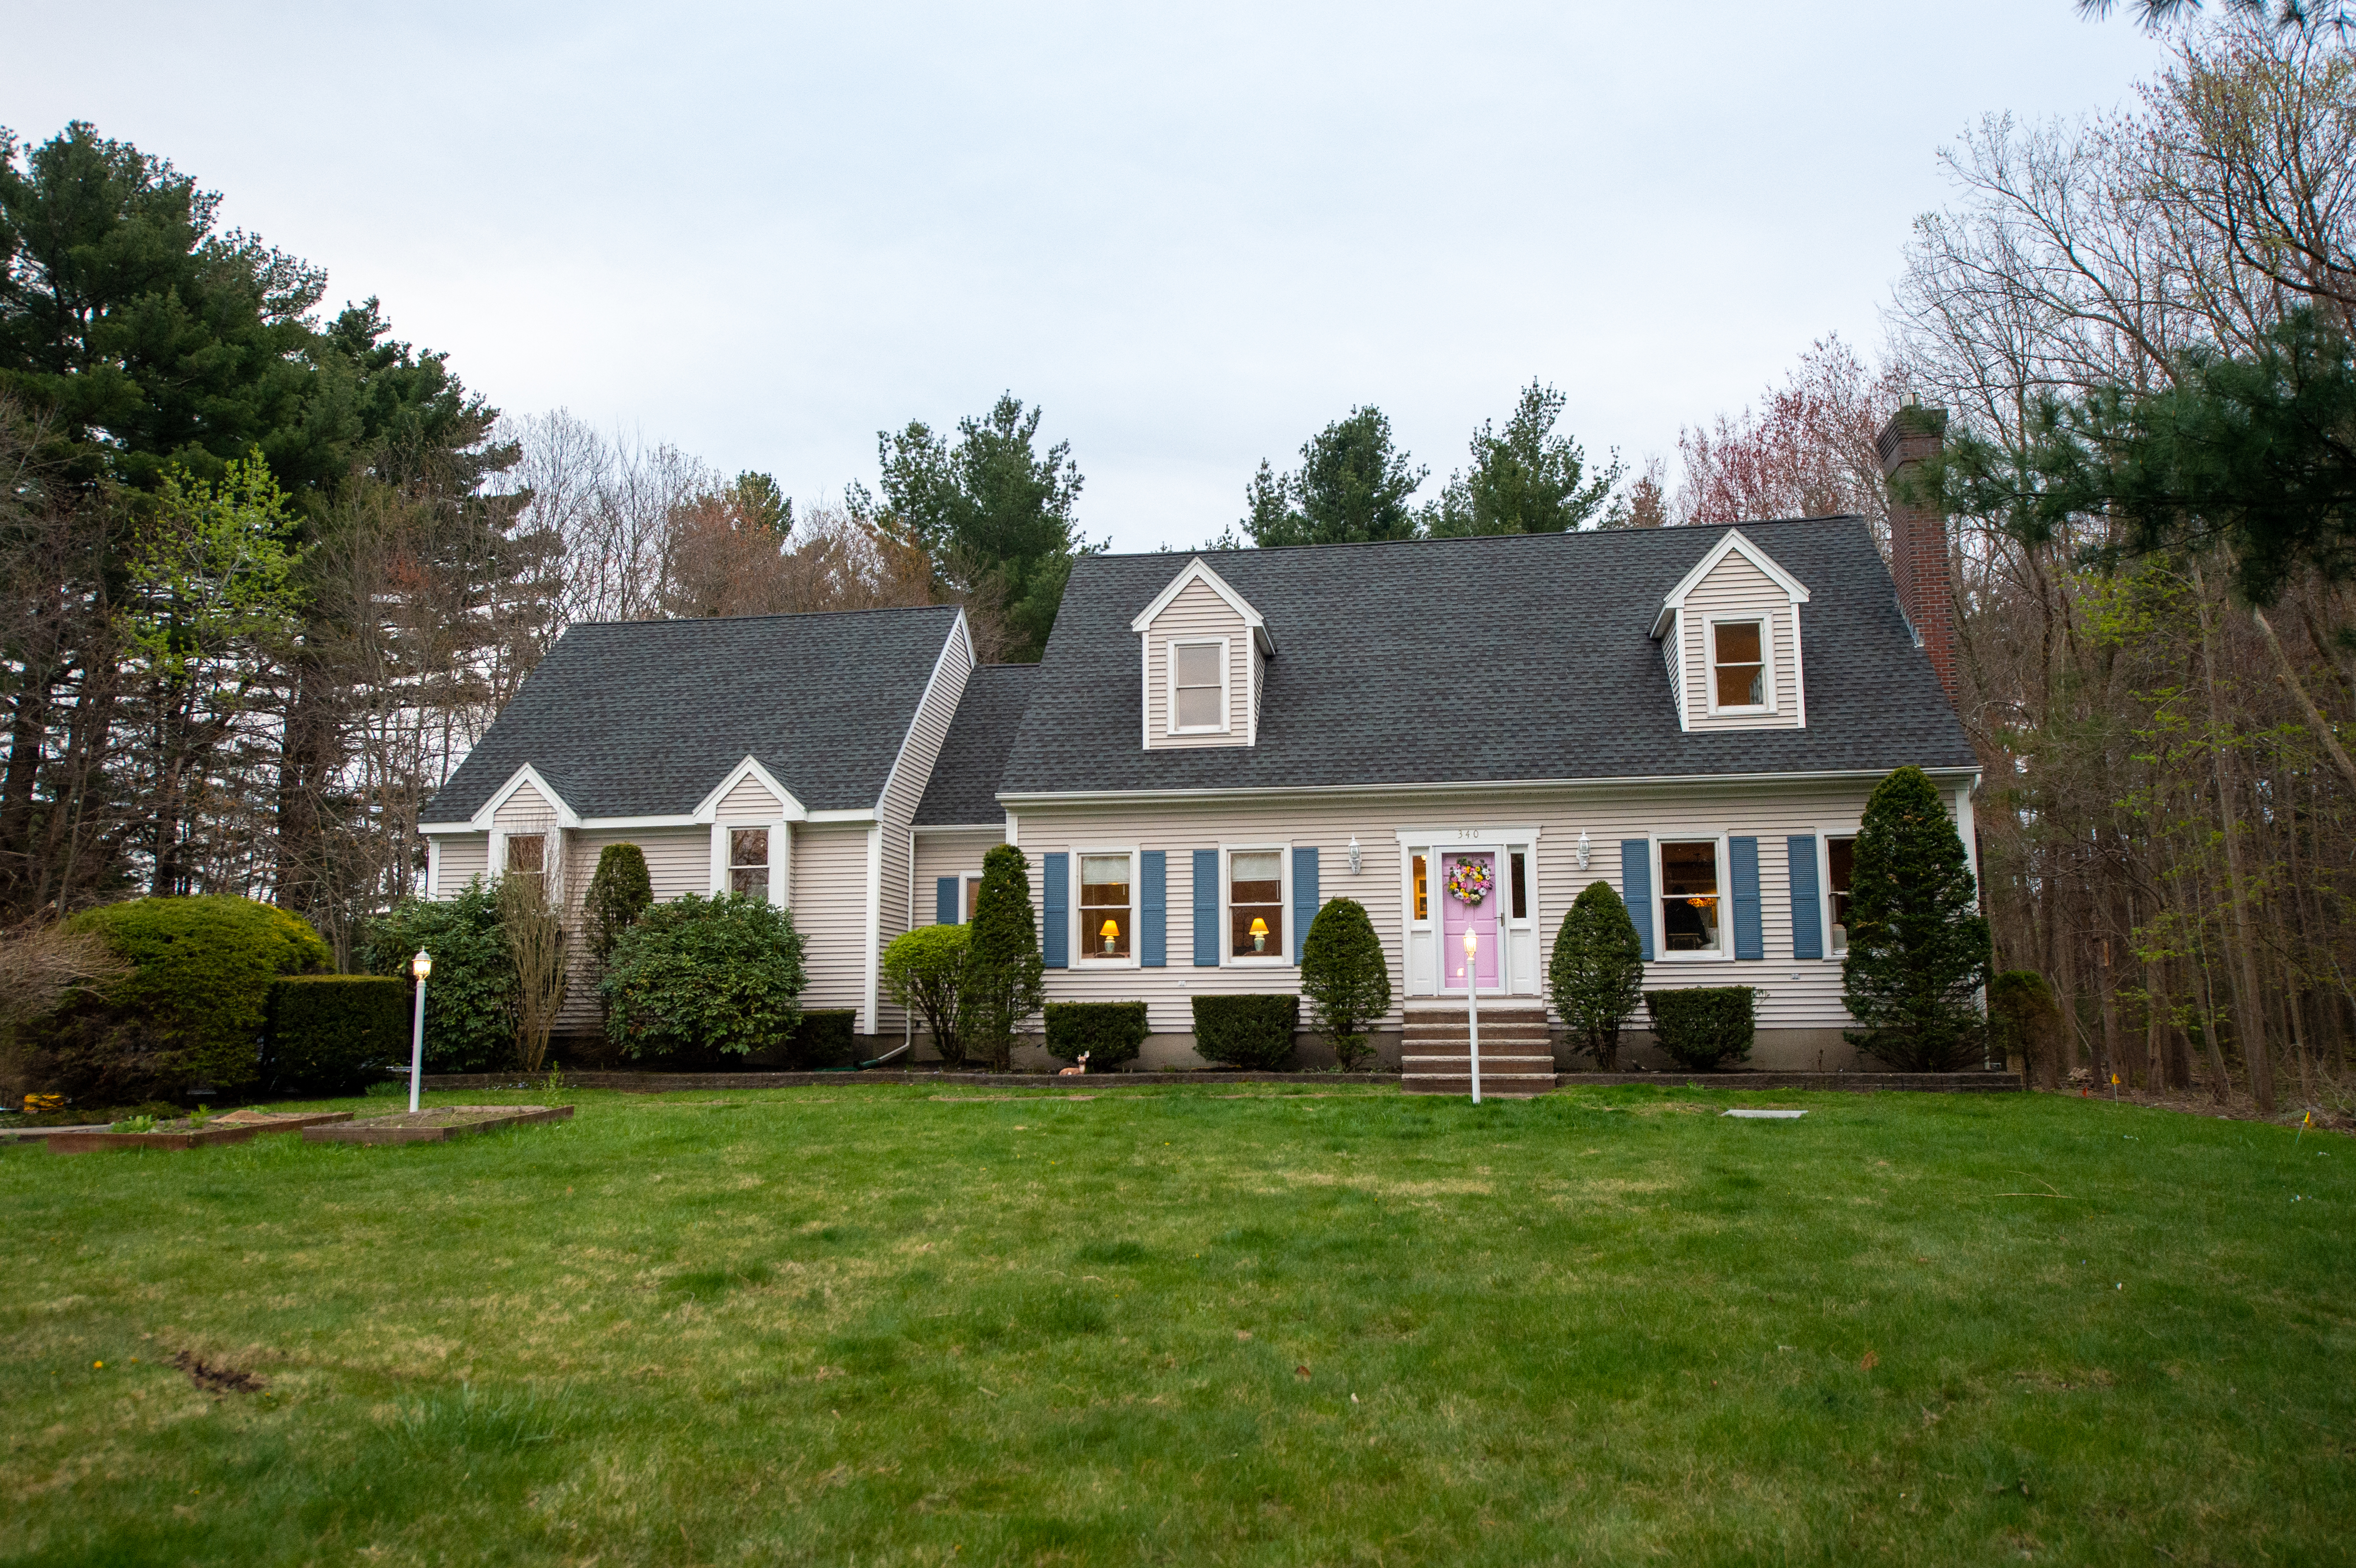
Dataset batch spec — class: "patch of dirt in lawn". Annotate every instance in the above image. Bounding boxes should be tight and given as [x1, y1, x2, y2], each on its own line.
[171, 1351, 264, 1394]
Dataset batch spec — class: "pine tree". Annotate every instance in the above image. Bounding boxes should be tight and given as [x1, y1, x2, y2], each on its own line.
[964, 843, 1044, 1072]
[1547, 880, 1645, 1069]
[1300, 897, 1391, 1070]
[1842, 766, 1991, 1070]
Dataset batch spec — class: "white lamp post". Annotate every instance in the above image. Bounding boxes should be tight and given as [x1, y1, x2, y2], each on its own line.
[1463, 928, 1482, 1105]
[408, 949, 432, 1113]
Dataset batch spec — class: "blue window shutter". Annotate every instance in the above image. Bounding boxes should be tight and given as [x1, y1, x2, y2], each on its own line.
[1140, 851, 1167, 967]
[1192, 850, 1220, 966]
[1620, 840, 1654, 962]
[1043, 853, 1069, 969]
[1292, 847, 1319, 964]
[935, 876, 960, 927]
[1730, 837, 1763, 960]
[1787, 836, 1823, 960]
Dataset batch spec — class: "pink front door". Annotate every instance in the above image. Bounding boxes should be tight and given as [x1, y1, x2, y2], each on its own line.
[1439, 851, 1501, 991]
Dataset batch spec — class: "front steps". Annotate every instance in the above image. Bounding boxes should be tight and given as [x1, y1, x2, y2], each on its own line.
[1401, 999, 1555, 1096]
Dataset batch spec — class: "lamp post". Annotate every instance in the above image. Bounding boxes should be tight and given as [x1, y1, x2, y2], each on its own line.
[1463, 928, 1482, 1106]
[408, 949, 432, 1113]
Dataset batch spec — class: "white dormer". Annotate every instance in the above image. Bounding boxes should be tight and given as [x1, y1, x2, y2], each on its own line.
[1130, 557, 1275, 749]
[1650, 529, 1811, 733]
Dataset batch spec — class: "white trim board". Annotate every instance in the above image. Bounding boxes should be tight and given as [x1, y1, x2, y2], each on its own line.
[468, 763, 580, 830]
[1128, 556, 1275, 653]
[1650, 527, 1812, 638]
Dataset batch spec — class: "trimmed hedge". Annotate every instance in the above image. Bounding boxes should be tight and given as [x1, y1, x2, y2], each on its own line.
[1045, 1001, 1149, 1071]
[262, 975, 407, 1096]
[1644, 986, 1756, 1070]
[21, 895, 331, 1101]
[1192, 994, 1299, 1071]
[787, 1009, 858, 1070]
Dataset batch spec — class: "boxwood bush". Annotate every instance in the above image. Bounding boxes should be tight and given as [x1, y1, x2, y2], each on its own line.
[362, 881, 516, 1073]
[1644, 986, 1756, 1070]
[601, 893, 806, 1058]
[1044, 1001, 1149, 1071]
[262, 975, 407, 1096]
[1191, 994, 1299, 1071]
[20, 895, 331, 1102]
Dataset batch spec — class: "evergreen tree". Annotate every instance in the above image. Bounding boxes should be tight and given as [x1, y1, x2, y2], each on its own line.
[1426, 381, 1623, 537]
[1299, 897, 1391, 1071]
[1841, 767, 1991, 1070]
[1547, 880, 1645, 1069]
[963, 843, 1044, 1071]
[1242, 407, 1426, 546]
[584, 843, 654, 968]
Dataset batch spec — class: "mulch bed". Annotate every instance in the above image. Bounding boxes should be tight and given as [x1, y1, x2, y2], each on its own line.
[303, 1104, 574, 1145]
[420, 1068, 2022, 1094]
[45, 1109, 352, 1155]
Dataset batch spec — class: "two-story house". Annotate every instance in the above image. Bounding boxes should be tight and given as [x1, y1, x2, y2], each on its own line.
[420, 408, 1978, 1083]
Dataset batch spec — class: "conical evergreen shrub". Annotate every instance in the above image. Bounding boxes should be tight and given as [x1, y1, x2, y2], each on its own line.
[1300, 897, 1391, 1070]
[1841, 766, 1992, 1071]
[1548, 880, 1645, 1070]
[965, 844, 1044, 1072]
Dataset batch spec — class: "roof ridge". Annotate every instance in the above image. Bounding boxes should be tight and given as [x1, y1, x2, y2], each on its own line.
[565, 603, 963, 631]
[1095, 514, 1867, 565]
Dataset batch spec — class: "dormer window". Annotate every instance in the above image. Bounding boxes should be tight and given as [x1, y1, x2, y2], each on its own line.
[1170, 640, 1229, 732]
[1711, 619, 1768, 710]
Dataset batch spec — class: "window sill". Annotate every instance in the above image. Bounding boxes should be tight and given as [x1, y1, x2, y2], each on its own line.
[1705, 705, 1774, 718]
[1653, 950, 1727, 961]
[1223, 956, 1295, 968]
[1074, 957, 1140, 969]
[1168, 726, 1230, 736]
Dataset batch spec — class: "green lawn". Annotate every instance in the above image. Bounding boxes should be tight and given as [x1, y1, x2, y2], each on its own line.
[5, 1082, 2349, 1565]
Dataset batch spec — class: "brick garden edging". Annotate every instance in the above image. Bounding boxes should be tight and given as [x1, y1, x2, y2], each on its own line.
[416, 1069, 2020, 1094]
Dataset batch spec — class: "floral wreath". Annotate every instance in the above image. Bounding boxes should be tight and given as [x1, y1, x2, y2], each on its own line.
[1445, 857, 1492, 906]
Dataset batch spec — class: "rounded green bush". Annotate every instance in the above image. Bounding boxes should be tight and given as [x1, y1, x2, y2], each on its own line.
[363, 881, 517, 1073]
[23, 895, 330, 1102]
[601, 893, 807, 1058]
[1300, 898, 1391, 1071]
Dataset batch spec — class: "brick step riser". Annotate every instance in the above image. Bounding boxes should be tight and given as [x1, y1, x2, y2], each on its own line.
[1403, 1027, 1553, 1042]
[1404, 1083, 1554, 1098]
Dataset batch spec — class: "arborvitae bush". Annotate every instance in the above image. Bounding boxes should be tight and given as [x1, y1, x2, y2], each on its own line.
[881, 924, 972, 1068]
[1044, 1001, 1149, 1070]
[363, 881, 517, 1074]
[1842, 766, 1992, 1071]
[1300, 898, 1391, 1071]
[601, 893, 806, 1058]
[964, 845, 1044, 1073]
[21, 895, 331, 1102]
[1192, 994, 1300, 1071]
[584, 844, 654, 969]
[1548, 880, 1645, 1070]
[262, 975, 406, 1096]
[1988, 970, 2064, 1085]
[1644, 987, 1756, 1070]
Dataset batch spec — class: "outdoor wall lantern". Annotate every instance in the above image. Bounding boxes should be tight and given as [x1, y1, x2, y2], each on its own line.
[1576, 829, 1590, 871]
[1249, 917, 1269, 952]
[1347, 835, 1362, 875]
[407, 948, 432, 1114]
[1099, 919, 1119, 955]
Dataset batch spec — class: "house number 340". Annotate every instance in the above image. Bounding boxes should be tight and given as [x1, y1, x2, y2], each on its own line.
[1454, 829, 1484, 840]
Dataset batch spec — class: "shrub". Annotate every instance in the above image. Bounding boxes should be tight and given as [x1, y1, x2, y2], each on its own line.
[1842, 765, 1992, 1071]
[363, 881, 516, 1074]
[601, 894, 806, 1058]
[1045, 1002, 1149, 1071]
[1192, 994, 1299, 1071]
[881, 924, 972, 1068]
[1548, 880, 1645, 1070]
[965, 845, 1045, 1073]
[261, 975, 406, 1096]
[1299, 899, 1390, 1071]
[500, 873, 568, 1074]
[1644, 987, 1755, 1070]
[19, 895, 330, 1102]
[584, 844, 653, 969]
[1988, 970, 2063, 1084]
[788, 1009, 858, 1070]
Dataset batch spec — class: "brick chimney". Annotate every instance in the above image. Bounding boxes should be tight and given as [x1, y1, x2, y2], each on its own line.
[1876, 402, 1956, 705]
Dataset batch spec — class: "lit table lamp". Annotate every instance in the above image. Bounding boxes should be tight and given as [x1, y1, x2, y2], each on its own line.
[1249, 916, 1268, 952]
[1100, 919, 1119, 955]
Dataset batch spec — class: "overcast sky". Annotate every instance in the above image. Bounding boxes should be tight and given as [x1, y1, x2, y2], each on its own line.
[8, 2, 2171, 551]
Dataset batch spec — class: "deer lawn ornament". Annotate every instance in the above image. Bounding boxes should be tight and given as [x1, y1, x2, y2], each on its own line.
[1058, 1052, 1091, 1076]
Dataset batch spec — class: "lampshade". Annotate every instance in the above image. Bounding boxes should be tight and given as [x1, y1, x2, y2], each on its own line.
[411, 948, 432, 980]
[1249, 918, 1268, 936]
[1099, 919, 1119, 939]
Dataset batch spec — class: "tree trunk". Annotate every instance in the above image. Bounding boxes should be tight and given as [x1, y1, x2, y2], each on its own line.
[2193, 560, 2278, 1113]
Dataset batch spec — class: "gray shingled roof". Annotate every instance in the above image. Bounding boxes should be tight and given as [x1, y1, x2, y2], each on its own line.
[915, 665, 1037, 826]
[997, 517, 1975, 798]
[423, 605, 965, 822]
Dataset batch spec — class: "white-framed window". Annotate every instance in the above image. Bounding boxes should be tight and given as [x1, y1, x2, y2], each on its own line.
[1827, 834, 1856, 954]
[962, 873, 985, 923]
[729, 828, 771, 901]
[1077, 850, 1137, 963]
[1224, 845, 1291, 964]
[1657, 837, 1724, 955]
[1705, 614, 1773, 713]
[1167, 638, 1230, 734]
[505, 832, 549, 891]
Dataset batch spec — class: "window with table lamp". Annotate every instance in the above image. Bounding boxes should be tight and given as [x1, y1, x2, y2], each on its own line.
[1225, 846, 1289, 965]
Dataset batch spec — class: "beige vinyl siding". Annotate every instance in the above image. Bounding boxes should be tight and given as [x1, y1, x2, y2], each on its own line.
[1678, 551, 1805, 732]
[914, 829, 1006, 925]
[791, 823, 877, 1021]
[552, 827, 713, 1032]
[435, 834, 488, 894]
[1141, 577, 1250, 749]
[1016, 778, 1908, 1035]
[492, 785, 561, 833]
[717, 776, 783, 818]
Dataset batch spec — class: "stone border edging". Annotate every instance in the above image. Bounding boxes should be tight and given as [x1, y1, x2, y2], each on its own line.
[415, 1069, 2019, 1094]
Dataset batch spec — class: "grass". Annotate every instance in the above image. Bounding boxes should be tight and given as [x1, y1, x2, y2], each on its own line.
[3, 1081, 2349, 1565]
